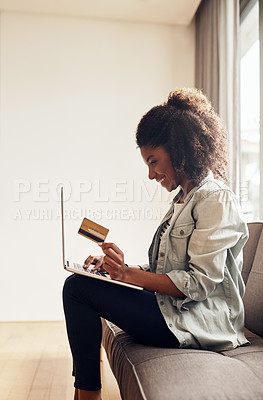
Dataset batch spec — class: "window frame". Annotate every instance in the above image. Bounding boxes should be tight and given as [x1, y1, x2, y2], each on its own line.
[260, 0, 263, 220]
[240, 0, 262, 220]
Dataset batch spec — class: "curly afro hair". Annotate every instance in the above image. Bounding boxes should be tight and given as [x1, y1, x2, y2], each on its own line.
[136, 88, 228, 185]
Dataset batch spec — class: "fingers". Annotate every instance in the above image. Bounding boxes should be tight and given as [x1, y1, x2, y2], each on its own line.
[83, 243, 125, 279]
[91, 258, 104, 272]
[83, 255, 103, 269]
[103, 256, 125, 279]
[98, 242, 124, 264]
[103, 255, 119, 269]
[83, 256, 94, 268]
[98, 243, 126, 280]
[99, 242, 123, 256]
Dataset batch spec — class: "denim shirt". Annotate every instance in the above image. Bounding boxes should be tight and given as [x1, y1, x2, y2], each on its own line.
[142, 172, 249, 351]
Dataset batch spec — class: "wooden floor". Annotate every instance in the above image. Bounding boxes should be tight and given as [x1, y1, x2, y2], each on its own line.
[0, 321, 121, 400]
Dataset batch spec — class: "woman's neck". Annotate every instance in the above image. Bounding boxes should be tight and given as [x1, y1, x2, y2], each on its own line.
[178, 180, 195, 203]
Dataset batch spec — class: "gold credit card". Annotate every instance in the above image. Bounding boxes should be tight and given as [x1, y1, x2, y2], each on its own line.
[78, 218, 109, 243]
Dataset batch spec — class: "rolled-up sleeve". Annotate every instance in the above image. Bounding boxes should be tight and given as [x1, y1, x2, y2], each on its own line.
[167, 190, 247, 302]
[140, 263, 150, 272]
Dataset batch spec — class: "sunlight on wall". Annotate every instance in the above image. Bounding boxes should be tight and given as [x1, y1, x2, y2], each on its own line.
[0, 12, 195, 321]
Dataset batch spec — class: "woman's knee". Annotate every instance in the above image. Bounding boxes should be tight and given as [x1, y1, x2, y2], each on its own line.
[63, 274, 82, 301]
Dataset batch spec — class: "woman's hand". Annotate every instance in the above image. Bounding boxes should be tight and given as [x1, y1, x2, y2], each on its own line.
[83, 255, 105, 272]
[98, 242, 128, 281]
[97, 242, 185, 297]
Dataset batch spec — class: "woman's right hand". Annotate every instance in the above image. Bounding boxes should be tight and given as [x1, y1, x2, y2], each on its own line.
[83, 255, 105, 272]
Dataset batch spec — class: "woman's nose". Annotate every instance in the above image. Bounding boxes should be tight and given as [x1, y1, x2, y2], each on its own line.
[148, 166, 156, 180]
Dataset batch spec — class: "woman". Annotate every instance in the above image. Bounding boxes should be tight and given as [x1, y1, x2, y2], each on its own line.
[63, 88, 249, 400]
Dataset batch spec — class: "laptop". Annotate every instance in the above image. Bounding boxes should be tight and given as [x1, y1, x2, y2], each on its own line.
[60, 187, 143, 290]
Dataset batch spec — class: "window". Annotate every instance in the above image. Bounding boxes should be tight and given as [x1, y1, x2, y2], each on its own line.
[240, 0, 260, 221]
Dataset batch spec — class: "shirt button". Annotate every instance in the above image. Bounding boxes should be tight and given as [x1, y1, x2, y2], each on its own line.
[160, 301, 164, 306]
[169, 324, 173, 328]
[159, 252, 165, 257]
[180, 230, 185, 235]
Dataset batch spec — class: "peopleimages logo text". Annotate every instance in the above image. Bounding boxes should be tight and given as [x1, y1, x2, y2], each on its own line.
[14, 179, 170, 203]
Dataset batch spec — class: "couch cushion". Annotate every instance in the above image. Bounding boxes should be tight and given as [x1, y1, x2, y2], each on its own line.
[243, 227, 263, 337]
[220, 328, 263, 381]
[102, 320, 263, 400]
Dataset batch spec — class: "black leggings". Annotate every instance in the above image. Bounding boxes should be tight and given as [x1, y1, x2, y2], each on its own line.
[62, 274, 179, 391]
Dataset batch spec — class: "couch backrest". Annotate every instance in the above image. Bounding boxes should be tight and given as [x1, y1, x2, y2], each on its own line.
[242, 222, 263, 284]
[242, 222, 263, 337]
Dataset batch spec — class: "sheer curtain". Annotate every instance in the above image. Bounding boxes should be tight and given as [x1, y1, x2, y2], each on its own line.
[195, 0, 240, 194]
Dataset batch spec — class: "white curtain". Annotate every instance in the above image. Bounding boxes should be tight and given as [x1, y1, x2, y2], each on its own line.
[195, 0, 240, 195]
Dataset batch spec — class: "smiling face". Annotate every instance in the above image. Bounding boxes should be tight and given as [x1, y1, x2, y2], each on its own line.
[140, 145, 194, 195]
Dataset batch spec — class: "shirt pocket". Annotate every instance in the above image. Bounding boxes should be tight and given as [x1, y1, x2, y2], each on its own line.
[169, 222, 194, 262]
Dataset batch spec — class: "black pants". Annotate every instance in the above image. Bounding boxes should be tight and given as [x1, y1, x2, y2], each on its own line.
[62, 274, 179, 391]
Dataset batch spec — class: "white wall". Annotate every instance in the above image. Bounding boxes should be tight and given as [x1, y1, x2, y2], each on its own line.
[0, 11, 195, 321]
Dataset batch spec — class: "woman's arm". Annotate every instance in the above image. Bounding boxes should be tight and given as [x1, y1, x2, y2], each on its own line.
[125, 267, 185, 297]
[99, 242, 185, 298]
[166, 190, 248, 302]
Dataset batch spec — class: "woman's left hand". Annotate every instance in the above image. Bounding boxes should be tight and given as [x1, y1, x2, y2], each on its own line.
[98, 242, 127, 281]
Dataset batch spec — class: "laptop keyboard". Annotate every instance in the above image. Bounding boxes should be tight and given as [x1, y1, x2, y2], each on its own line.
[73, 262, 109, 277]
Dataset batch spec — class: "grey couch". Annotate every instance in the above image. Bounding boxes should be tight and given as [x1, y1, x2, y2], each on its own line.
[102, 222, 263, 399]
